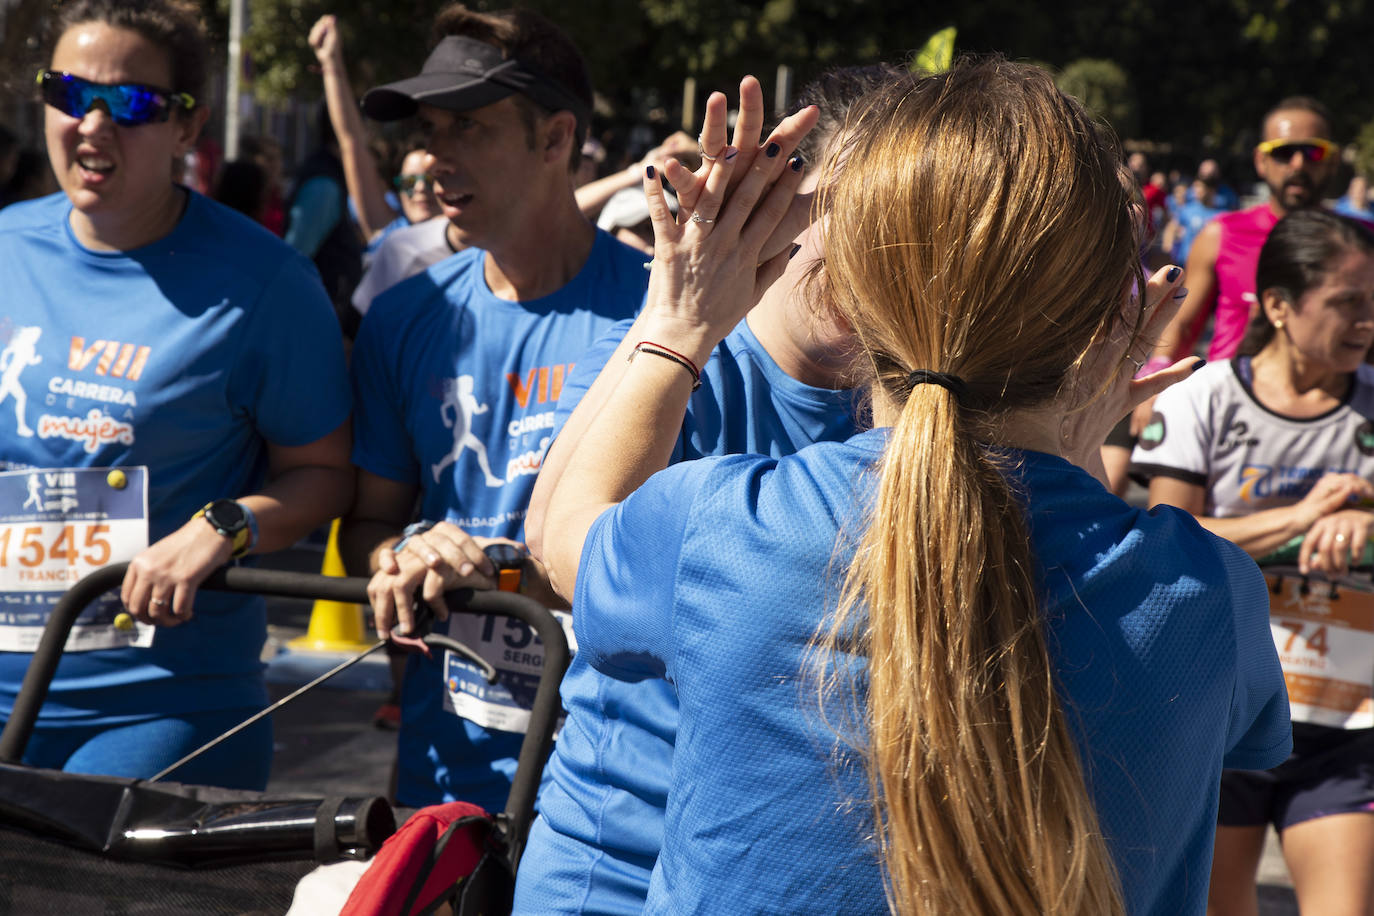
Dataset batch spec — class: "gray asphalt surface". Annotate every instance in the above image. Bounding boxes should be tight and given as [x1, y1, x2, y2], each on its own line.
[259, 546, 396, 803]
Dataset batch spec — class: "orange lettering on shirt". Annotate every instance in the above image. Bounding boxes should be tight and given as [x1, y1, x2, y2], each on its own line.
[67, 337, 107, 372]
[95, 341, 120, 375]
[550, 364, 567, 403]
[124, 346, 151, 382]
[506, 369, 538, 409]
[536, 367, 550, 404]
[109, 343, 135, 378]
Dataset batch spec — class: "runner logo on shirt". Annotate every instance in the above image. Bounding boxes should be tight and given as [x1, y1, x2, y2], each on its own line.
[432, 375, 504, 487]
[0, 324, 42, 438]
[1138, 411, 1166, 450]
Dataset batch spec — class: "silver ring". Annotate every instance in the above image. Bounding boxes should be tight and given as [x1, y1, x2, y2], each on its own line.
[697, 135, 721, 162]
[1336, 533, 1348, 544]
[150, 598, 168, 606]
[691, 212, 715, 225]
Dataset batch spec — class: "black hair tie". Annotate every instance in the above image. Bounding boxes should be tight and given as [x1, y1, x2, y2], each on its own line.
[906, 369, 969, 404]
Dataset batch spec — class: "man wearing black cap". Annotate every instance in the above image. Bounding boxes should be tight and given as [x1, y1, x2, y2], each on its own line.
[338, 4, 649, 813]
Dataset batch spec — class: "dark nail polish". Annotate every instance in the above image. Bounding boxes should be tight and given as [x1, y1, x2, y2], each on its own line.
[1191, 359, 1205, 373]
[789, 155, 804, 172]
[789, 244, 801, 259]
[645, 165, 656, 179]
[765, 142, 780, 158]
[1166, 266, 1181, 282]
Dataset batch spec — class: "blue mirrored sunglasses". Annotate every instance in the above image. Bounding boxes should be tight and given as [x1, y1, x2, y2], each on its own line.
[37, 69, 195, 127]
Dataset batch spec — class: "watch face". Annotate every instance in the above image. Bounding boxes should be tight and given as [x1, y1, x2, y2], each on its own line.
[206, 499, 246, 532]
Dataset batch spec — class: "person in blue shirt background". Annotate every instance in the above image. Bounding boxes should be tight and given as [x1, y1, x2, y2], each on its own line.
[515, 64, 902, 916]
[536, 59, 1289, 915]
[0, 0, 353, 790]
[1334, 174, 1374, 220]
[1165, 177, 1226, 265]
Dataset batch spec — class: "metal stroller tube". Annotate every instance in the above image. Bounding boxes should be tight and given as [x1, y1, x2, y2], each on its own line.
[0, 562, 571, 868]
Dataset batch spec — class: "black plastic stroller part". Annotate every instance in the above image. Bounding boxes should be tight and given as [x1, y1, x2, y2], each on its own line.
[0, 761, 395, 867]
[0, 562, 570, 871]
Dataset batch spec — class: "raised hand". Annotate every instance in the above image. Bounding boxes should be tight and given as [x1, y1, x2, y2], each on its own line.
[1060, 265, 1201, 479]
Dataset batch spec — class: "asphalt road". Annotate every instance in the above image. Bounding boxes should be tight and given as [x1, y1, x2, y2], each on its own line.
[258, 546, 396, 804]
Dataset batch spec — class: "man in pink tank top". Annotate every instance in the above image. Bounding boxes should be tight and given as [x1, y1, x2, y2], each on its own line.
[1150, 97, 1337, 364]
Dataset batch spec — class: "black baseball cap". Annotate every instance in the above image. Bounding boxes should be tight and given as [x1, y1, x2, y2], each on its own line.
[361, 35, 590, 130]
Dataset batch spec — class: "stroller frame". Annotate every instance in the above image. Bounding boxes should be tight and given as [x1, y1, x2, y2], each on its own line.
[0, 562, 570, 869]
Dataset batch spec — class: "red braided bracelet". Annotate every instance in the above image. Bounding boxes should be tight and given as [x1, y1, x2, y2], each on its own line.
[628, 340, 702, 390]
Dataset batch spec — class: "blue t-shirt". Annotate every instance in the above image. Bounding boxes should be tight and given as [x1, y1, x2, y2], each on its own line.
[575, 432, 1290, 915]
[0, 190, 351, 722]
[351, 230, 648, 811]
[1171, 198, 1225, 265]
[1334, 195, 1374, 221]
[513, 316, 858, 916]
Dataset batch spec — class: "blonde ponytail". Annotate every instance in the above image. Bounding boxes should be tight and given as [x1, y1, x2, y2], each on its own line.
[831, 383, 1122, 914]
[814, 58, 1144, 915]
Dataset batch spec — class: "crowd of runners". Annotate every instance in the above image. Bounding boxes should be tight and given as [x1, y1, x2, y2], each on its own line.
[2, 0, 1373, 913]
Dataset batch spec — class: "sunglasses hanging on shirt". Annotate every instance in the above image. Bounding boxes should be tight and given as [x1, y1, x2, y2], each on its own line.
[37, 69, 195, 127]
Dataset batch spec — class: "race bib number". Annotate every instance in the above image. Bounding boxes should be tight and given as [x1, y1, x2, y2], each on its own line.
[441, 609, 576, 734]
[1265, 571, 1374, 729]
[0, 467, 150, 652]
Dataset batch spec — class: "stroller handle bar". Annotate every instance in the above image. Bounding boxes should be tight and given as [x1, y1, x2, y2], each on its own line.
[0, 563, 570, 867]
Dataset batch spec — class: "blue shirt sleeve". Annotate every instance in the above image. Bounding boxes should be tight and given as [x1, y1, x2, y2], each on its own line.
[551, 317, 689, 465]
[573, 456, 721, 683]
[550, 318, 635, 441]
[285, 177, 343, 259]
[350, 303, 419, 483]
[1218, 539, 1292, 770]
[228, 252, 351, 446]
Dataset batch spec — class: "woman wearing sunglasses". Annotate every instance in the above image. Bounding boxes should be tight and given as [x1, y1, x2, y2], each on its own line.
[0, 0, 352, 790]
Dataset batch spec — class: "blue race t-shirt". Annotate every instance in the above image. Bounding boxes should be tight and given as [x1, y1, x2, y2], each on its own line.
[513, 316, 858, 916]
[1171, 197, 1225, 264]
[0, 190, 351, 722]
[575, 431, 1290, 915]
[351, 230, 648, 811]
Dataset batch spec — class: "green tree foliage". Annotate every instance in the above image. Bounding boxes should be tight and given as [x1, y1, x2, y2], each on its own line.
[240, 0, 435, 103]
[1055, 58, 1138, 139]
[1353, 119, 1374, 184]
[6, 0, 1374, 153]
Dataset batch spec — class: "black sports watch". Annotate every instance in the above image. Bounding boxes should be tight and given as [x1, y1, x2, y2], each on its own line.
[197, 499, 252, 558]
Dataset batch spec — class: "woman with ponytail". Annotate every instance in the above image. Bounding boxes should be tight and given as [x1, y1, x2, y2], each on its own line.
[536, 58, 1290, 914]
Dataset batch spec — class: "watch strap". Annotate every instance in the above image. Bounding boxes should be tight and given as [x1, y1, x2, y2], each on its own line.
[497, 567, 522, 593]
[196, 501, 253, 558]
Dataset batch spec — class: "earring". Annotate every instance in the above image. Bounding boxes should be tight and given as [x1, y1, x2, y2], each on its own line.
[1274, 319, 1285, 330]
